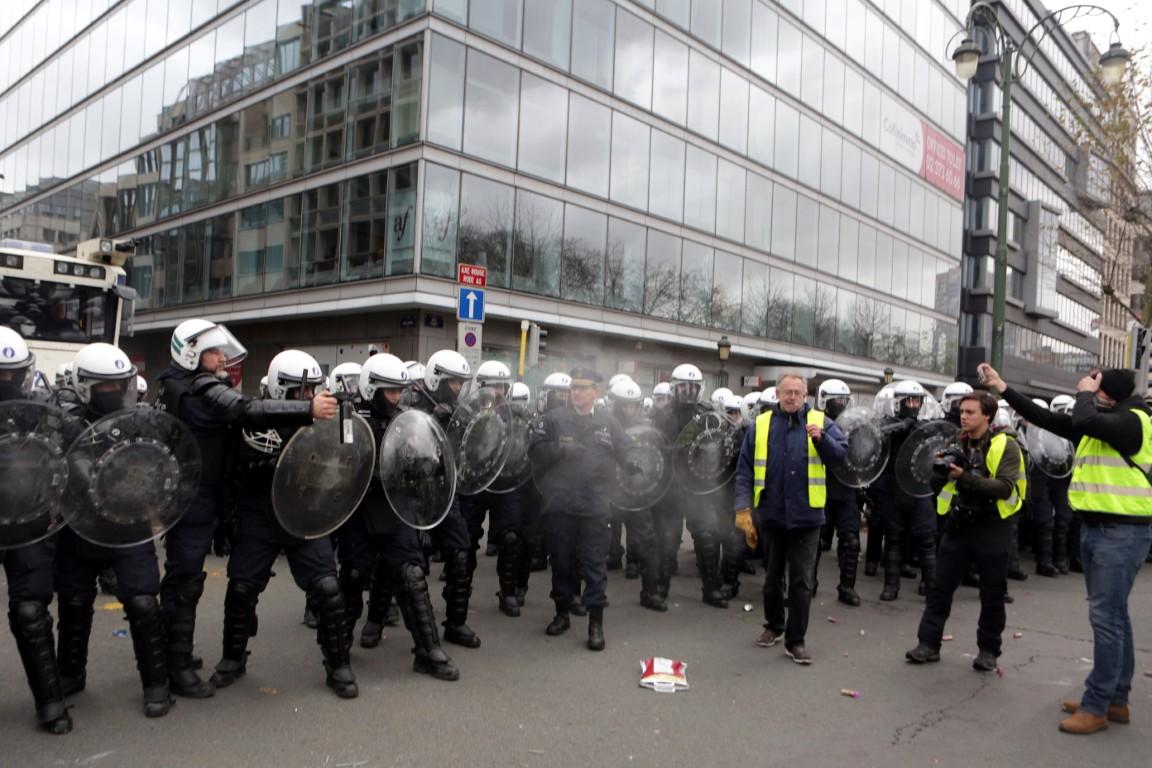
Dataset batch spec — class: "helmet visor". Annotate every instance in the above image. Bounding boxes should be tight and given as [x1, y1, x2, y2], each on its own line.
[190, 324, 247, 367]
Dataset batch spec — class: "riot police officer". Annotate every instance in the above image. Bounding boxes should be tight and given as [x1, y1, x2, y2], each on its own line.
[154, 319, 337, 698]
[529, 373, 573, 572]
[52, 344, 173, 718]
[0, 327, 71, 734]
[814, 379, 864, 607]
[942, 382, 974, 426]
[651, 382, 671, 411]
[209, 350, 357, 699]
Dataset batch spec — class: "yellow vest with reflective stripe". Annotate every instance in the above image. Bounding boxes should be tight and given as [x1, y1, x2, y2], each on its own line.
[935, 432, 1026, 519]
[1067, 409, 1152, 517]
[752, 409, 828, 509]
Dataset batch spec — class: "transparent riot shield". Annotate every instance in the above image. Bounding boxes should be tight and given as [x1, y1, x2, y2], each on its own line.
[895, 420, 960, 498]
[378, 409, 457, 529]
[0, 401, 82, 550]
[446, 388, 512, 495]
[610, 424, 673, 511]
[674, 409, 740, 495]
[829, 406, 891, 488]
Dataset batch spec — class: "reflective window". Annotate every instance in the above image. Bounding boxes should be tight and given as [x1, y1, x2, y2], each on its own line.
[741, 258, 769, 336]
[428, 34, 466, 150]
[565, 94, 611, 197]
[518, 72, 568, 183]
[433, 0, 467, 22]
[798, 116, 821, 190]
[683, 146, 717, 234]
[718, 69, 748, 154]
[874, 232, 892, 293]
[839, 215, 859, 282]
[813, 283, 837, 350]
[818, 205, 839, 275]
[774, 101, 799, 179]
[343, 171, 388, 281]
[715, 159, 746, 244]
[606, 217, 645, 313]
[305, 69, 346, 171]
[859, 151, 879, 219]
[771, 185, 796, 259]
[820, 131, 842, 199]
[386, 163, 417, 276]
[679, 240, 713, 325]
[876, 162, 895, 226]
[823, 52, 844, 124]
[523, 0, 571, 69]
[711, 249, 742, 329]
[690, 0, 721, 48]
[512, 188, 562, 296]
[857, 223, 875, 288]
[463, 50, 519, 167]
[776, 20, 801, 99]
[826, 0, 847, 50]
[892, 172, 910, 233]
[610, 113, 650, 211]
[657, 0, 690, 28]
[908, 182, 925, 243]
[421, 163, 460, 278]
[765, 265, 793, 341]
[571, 0, 614, 90]
[801, 34, 823, 109]
[750, 2, 778, 83]
[792, 274, 815, 346]
[841, 141, 861, 210]
[561, 204, 606, 305]
[614, 9, 653, 109]
[796, 195, 818, 264]
[652, 31, 688, 125]
[687, 50, 720, 141]
[459, 173, 514, 289]
[861, 80, 880, 147]
[748, 86, 775, 168]
[470, 0, 522, 47]
[745, 172, 773, 251]
[722, 0, 751, 66]
[144, 0, 170, 59]
[644, 229, 681, 319]
[299, 183, 342, 287]
[649, 130, 685, 222]
[843, 68, 863, 137]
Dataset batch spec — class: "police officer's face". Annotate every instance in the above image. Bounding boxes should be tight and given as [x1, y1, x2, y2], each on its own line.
[200, 348, 226, 373]
[777, 377, 806, 413]
[570, 383, 596, 411]
[382, 389, 402, 405]
[959, 400, 990, 436]
[447, 380, 463, 395]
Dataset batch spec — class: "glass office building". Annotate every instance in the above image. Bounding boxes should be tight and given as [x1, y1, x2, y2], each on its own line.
[0, 0, 969, 390]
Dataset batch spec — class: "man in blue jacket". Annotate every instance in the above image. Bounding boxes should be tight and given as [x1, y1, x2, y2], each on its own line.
[733, 372, 847, 664]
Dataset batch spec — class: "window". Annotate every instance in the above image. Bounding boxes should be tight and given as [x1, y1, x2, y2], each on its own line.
[470, 0, 522, 47]
[715, 160, 746, 243]
[605, 217, 645, 313]
[652, 31, 689, 125]
[513, 188, 563, 296]
[718, 69, 749, 154]
[750, 2, 778, 83]
[711, 249, 742, 329]
[518, 73, 568, 183]
[561, 204, 606, 305]
[742, 258, 769, 336]
[683, 146, 717, 233]
[421, 163, 460, 278]
[649, 130, 685, 222]
[644, 230, 681, 319]
[690, 0, 722, 47]
[798, 116, 821, 190]
[748, 86, 775, 168]
[609, 113, 651, 210]
[774, 101, 799, 178]
[463, 50, 519, 167]
[771, 185, 797, 259]
[687, 50, 720, 141]
[427, 34, 465, 149]
[745, 172, 773, 251]
[572, 0, 614, 89]
[458, 173, 515, 288]
[680, 240, 713, 325]
[817, 205, 839, 275]
[343, 170, 388, 281]
[523, 0, 571, 69]
[566, 94, 611, 197]
[614, 9, 653, 109]
[271, 114, 291, 138]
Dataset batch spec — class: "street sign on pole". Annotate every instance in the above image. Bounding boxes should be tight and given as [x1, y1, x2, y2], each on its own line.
[458, 264, 487, 287]
[457, 321, 483, 369]
[457, 287, 486, 322]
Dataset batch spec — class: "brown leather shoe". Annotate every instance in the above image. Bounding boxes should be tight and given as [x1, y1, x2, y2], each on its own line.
[1061, 700, 1129, 724]
[1059, 710, 1109, 734]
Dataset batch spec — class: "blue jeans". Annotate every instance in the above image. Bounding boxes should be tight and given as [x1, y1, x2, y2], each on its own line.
[1079, 522, 1152, 715]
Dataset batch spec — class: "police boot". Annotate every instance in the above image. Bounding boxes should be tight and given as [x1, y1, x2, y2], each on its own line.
[587, 606, 605, 651]
[546, 601, 571, 636]
[864, 528, 883, 576]
[880, 549, 901, 601]
[695, 532, 728, 608]
[124, 595, 173, 718]
[361, 559, 396, 649]
[56, 593, 95, 696]
[820, 522, 834, 552]
[1035, 526, 1058, 577]
[656, 553, 675, 600]
[338, 566, 367, 650]
[837, 533, 862, 607]
[10, 602, 72, 734]
[310, 576, 358, 699]
[441, 550, 481, 648]
[1052, 526, 1070, 574]
[515, 540, 532, 606]
[639, 555, 668, 612]
[210, 581, 259, 689]
[496, 531, 522, 617]
[398, 563, 460, 681]
[302, 604, 318, 629]
[161, 573, 214, 698]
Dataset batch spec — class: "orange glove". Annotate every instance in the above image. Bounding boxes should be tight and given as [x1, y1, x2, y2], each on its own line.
[734, 508, 758, 550]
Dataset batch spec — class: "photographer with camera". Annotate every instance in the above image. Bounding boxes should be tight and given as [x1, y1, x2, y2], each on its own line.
[905, 391, 1024, 673]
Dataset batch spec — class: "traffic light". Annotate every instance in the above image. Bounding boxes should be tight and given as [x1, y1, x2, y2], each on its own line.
[527, 323, 548, 367]
[1128, 322, 1151, 393]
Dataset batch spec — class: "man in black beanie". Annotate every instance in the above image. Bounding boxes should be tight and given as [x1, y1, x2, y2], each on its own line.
[979, 364, 1152, 736]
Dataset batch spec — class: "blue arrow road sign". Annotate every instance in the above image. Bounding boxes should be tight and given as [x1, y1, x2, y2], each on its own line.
[457, 287, 486, 322]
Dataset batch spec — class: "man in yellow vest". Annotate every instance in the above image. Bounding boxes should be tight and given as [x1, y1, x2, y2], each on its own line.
[980, 363, 1152, 735]
[905, 391, 1024, 672]
[733, 372, 847, 665]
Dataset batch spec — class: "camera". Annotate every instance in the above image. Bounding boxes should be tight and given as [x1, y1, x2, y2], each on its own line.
[933, 445, 967, 477]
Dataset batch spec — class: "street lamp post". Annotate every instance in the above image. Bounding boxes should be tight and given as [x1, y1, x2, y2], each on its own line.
[717, 335, 732, 388]
[951, 3, 1129, 371]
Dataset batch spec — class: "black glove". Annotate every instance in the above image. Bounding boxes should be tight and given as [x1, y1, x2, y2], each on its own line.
[433, 402, 455, 420]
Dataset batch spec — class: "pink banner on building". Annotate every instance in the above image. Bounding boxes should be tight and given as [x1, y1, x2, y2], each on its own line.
[920, 121, 965, 202]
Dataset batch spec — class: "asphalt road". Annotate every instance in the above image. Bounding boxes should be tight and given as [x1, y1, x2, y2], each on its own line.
[2, 542, 1150, 768]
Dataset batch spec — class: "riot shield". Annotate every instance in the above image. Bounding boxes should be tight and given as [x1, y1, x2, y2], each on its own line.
[446, 388, 512, 496]
[63, 409, 201, 548]
[0, 401, 82, 550]
[830, 406, 890, 488]
[1026, 426, 1074, 479]
[487, 405, 533, 495]
[378, 409, 457, 530]
[674, 409, 740, 495]
[609, 424, 672, 511]
[271, 412, 375, 540]
[895, 420, 960, 498]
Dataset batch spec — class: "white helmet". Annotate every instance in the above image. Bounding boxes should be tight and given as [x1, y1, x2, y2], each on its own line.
[721, 392, 747, 423]
[1050, 394, 1074, 414]
[331, 362, 363, 395]
[404, 360, 426, 382]
[136, 375, 149, 396]
[1031, 397, 1049, 410]
[608, 378, 643, 403]
[170, 318, 247, 371]
[993, 400, 1014, 430]
[743, 391, 761, 410]
[359, 353, 410, 402]
[816, 379, 852, 411]
[642, 396, 654, 412]
[266, 350, 325, 400]
[608, 374, 633, 391]
[55, 362, 73, 388]
[892, 379, 927, 398]
[72, 343, 138, 411]
[652, 382, 671, 398]
[542, 372, 571, 391]
[475, 360, 513, 390]
[424, 349, 471, 391]
[510, 382, 531, 403]
[670, 363, 703, 403]
[710, 387, 734, 405]
[258, 375, 269, 398]
[761, 386, 778, 405]
[0, 326, 35, 396]
[941, 381, 974, 410]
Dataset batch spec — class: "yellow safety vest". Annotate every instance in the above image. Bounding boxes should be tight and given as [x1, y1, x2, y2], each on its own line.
[936, 432, 1026, 519]
[1067, 409, 1152, 517]
[752, 409, 827, 509]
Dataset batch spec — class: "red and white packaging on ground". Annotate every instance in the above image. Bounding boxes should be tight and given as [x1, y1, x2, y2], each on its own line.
[639, 657, 689, 693]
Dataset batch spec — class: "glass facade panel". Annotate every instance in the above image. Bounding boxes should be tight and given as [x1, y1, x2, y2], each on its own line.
[614, 9, 653, 109]
[463, 49, 519, 167]
[652, 31, 688, 125]
[686, 50, 719, 141]
[818, 205, 839, 275]
[839, 216, 859, 283]
[771, 185, 796, 260]
[513, 188, 563, 296]
[796, 195, 818, 264]
[458, 173, 514, 289]
[386, 163, 417, 276]
[644, 229, 681, 319]
[718, 69, 748, 154]
[299, 183, 342, 287]
[649, 130, 685, 222]
[571, 0, 614, 90]
[748, 86, 775, 168]
[561, 204, 606, 306]
[343, 171, 388, 282]
[741, 259, 769, 336]
[565, 94, 611, 197]
[774, 101, 799, 179]
[518, 72, 568, 183]
[421, 163, 460, 278]
[711, 249, 742, 329]
[470, 0, 522, 47]
[715, 159, 746, 244]
[820, 131, 842, 199]
[745, 172, 772, 251]
[679, 240, 713, 325]
[605, 217, 645, 313]
[798, 116, 821, 190]
[610, 113, 650, 211]
[523, 0, 572, 69]
[690, 0, 722, 48]
[428, 34, 466, 149]
[750, 2, 778, 83]
[766, 266, 793, 341]
[776, 19, 801, 99]
[722, 0, 752, 66]
[683, 146, 717, 234]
